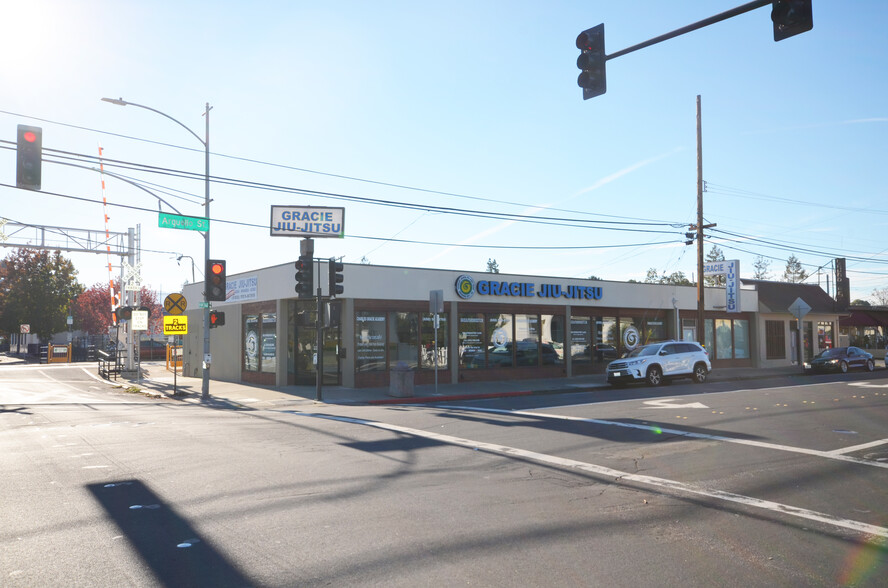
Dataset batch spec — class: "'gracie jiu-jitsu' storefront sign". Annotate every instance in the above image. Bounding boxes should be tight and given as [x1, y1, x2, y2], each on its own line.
[270, 206, 345, 238]
[455, 275, 603, 301]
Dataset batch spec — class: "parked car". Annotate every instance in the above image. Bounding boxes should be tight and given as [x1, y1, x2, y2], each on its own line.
[607, 340, 711, 387]
[804, 346, 874, 374]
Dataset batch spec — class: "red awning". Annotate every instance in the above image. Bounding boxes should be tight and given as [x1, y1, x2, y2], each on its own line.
[840, 311, 888, 328]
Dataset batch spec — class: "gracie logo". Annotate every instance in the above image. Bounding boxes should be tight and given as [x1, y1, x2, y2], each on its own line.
[455, 275, 475, 299]
[622, 326, 640, 350]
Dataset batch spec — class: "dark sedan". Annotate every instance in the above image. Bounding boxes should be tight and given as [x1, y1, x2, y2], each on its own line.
[804, 346, 875, 374]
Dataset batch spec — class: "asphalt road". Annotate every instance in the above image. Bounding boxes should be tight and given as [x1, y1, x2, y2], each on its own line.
[1, 364, 886, 587]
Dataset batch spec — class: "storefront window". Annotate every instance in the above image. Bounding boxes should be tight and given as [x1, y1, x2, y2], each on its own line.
[541, 314, 565, 365]
[244, 313, 276, 373]
[261, 314, 277, 373]
[704, 319, 714, 354]
[356, 311, 386, 371]
[244, 315, 259, 371]
[682, 318, 697, 342]
[487, 314, 513, 368]
[570, 316, 592, 365]
[716, 319, 733, 360]
[458, 313, 485, 369]
[817, 321, 834, 350]
[734, 319, 749, 359]
[388, 312, 418, 368]
[597, 317, 618, 348]
[515, 314, 539, 366]
[645, 319, 667, 344]
[421, 313, 448, 369]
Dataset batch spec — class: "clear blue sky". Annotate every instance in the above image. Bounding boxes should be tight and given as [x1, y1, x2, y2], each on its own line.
[2, 0, 886, 303]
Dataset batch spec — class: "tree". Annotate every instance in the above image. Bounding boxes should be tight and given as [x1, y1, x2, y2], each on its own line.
[752, 255, 771, 280]
[486, 258, 500, 273]
[588, 274, 602, 281]
[872, 287, 888, 306]
[643, 268, 692, 286]
[72, 281, 163, 336]
[851, 299, 871, 307]
[0, 248, 83, 341]
[704, 245, 726, 287]
[782, 254, 809, 283]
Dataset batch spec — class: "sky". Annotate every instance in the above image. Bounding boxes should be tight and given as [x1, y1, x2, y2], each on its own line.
[1, 0, 886, 305]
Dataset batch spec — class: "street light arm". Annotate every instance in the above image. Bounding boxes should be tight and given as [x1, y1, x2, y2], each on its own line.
[101, 97, 205, 146]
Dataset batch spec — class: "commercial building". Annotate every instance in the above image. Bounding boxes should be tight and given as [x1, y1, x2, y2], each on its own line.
[179, 262, 842, 390]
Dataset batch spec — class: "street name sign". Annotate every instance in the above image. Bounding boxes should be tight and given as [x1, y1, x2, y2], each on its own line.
[163, 315, 188, 335]
[158, 212, 209, 232]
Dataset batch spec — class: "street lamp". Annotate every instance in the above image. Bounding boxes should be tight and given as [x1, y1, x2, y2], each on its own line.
[102, 97, 213, 401]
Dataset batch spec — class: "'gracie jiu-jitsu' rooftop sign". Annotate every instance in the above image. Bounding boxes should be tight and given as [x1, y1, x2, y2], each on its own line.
[270, 206, 345, 238]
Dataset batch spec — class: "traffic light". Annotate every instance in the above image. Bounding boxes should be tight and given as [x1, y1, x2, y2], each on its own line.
[209, 310, 225, 328]
[771, 0, 813, 42]
[206, 259, 227, 301]
[16, 124, 43, 191]
[576, 24, 606, 100]
[328, 258, 344, 298]
[294, 254, 313, 298]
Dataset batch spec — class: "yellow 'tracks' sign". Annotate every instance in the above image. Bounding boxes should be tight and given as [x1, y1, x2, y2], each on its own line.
[163, 315, 188, 335]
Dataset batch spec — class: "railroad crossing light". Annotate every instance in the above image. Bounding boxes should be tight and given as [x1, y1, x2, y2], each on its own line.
[118, 306, 133, 321]
[16, 124, 43, 191]
[206, 259, 227, 301]
[209, 310, 225, 328]
[328, 258, 344, 298]
[576, 24, 606, 100]
[294, 254, 313, 298]
[771, 0, 813, 42]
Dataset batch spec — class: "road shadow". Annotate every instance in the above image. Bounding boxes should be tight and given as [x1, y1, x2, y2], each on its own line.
[86, 479, 254, 588]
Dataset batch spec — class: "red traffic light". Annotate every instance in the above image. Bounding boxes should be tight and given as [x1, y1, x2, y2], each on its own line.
[23, 131, 37, 143]
[210, 262, 224, 275]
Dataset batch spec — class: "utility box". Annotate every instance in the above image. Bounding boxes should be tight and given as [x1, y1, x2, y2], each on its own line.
[388, 361, 414, 398]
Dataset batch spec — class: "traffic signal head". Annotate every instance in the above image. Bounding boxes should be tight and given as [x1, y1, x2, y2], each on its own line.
[206, 259, 227, 301]
[209, 310, 225, 328]
[576, 24, 606, 100]
[118, 306, 133, 321]
[328, 258, 344, 298]
[16, 124, 43, 191]
[771, 0, 813, 42]
[294, 254, 313, 298]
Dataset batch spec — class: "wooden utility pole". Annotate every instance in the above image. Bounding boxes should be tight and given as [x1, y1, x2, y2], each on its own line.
[696, 95, 705, 341]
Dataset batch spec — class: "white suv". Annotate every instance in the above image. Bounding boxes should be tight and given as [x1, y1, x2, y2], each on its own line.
[606, 341, 711, 387]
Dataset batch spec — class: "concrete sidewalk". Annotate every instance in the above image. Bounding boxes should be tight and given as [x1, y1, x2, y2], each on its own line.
[125, 362, 818, 409]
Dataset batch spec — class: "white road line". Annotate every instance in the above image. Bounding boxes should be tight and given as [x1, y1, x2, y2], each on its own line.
[435, 405, 888, 470]
[287, 411, 888, 542]
[828, 438, 888, 455]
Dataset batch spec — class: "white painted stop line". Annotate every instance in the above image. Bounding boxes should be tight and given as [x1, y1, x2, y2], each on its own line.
[287, 410, 888, 542]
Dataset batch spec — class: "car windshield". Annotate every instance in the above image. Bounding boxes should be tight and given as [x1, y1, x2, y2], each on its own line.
[627, 345, 659, 358]
[818, 348, 843, 358]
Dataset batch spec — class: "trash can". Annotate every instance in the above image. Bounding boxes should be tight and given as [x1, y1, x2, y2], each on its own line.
[388, 361, 414, 398]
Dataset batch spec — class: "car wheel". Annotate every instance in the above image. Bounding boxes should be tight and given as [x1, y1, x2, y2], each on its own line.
[866, 359, 874, 372]
[646, 366, 663, 387]
[692, 363, 708, 384]
[840, 361, 848, 373]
